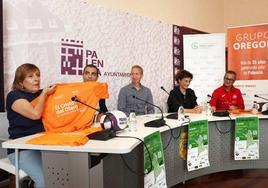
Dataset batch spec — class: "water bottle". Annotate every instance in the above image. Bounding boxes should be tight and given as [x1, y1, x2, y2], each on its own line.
[252, 101, 258, 115]
[206, 102, 212, 117]
[202, 101, 207, 115]
[178, 106, 185, 121]
[128, 112, 137, 132]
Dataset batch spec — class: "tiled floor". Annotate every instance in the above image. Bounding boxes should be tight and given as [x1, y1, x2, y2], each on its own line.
[172, 169, 268, 188]
[2, 169, 268, 188]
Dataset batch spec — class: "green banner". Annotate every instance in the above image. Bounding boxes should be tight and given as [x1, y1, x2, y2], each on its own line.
[187, 120, 210, 171]
[235, 116, 259, 160]
[144, 131, 167, 188]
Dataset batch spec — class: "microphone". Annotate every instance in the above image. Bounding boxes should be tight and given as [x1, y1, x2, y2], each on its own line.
[71, 96, 128, 140]
[207, 94, 230, 117]
[207, 94, 222, 104]
[207, 94, 229, 108]
[254, 95, 268, 115]
[161, 86, 170, 95]
[71, 96, 78, 101]
[254, 94, 268, 101]
[207, 94, 213, 103]
[132, 95, 166, 127]
[161, 86, 189, 119]
[71, 96, 100, 112]
[207, 94, 216, 100]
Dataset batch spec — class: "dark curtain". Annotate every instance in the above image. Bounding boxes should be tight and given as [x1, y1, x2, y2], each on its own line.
[0, 0, 4, 112]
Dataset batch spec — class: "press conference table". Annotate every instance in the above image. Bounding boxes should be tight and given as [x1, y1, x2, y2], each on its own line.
[2, 113, 268, 188]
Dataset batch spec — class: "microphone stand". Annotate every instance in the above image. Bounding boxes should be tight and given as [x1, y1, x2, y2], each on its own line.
[207, 94, 230, 117]
[72, 96, 100, 112]
[254, 95, 268, 101]
[161, 86, 185, 120]
[132, 96, 166, 127]
[71, 96, 116, 140]
[161, 86, 170, 95]
[254, 95, 268, 115]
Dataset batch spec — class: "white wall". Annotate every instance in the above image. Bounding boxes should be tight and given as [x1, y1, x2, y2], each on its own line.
[88, 0, 268, 34]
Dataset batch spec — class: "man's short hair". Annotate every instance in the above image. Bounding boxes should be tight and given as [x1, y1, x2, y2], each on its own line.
[83, 64, 100, 76]
[175, 70, 193, 83]
[131, 65, 143, 75]
[225, 70, 237, 79]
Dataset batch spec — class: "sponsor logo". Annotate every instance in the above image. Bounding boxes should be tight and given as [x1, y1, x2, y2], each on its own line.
[191, 42, 215, 50]
[191, 42, 198, 49]
[60, 38, 104, 76]
[60, 38, 130, 77]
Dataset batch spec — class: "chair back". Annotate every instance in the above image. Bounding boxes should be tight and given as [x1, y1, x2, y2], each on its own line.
[0, 112, 9, 158]
[0, 112, 9, 141]
[0, 112, 29, 180]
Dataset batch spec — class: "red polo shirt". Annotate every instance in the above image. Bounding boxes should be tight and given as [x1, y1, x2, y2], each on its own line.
[210, 85, 245, 111]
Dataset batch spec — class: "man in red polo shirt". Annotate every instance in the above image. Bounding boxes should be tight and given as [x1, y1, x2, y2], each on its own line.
[210, 70, 245, 112]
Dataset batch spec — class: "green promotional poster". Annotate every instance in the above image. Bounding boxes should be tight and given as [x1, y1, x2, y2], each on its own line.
[187, 120, 210, 171]
[144, 131, 167, 188]
[235, 116, 259, 160]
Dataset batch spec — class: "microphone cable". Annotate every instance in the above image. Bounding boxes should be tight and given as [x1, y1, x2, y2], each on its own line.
[163, 117, 191, 150]
[215, 119, 233, 134]
[115, 135, 153, 176]
[162, 124, 173, 151]
[228, 114, 232, 120]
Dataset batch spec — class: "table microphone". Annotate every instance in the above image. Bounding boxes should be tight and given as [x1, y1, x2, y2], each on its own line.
[254, 94, 268, 101]
[207, 94, 229, 107]
[71, 96, 117, 140]
[161, 86, 189, 119]
[254, 95, 268, 115]
[161, 86, 170, 95]
[207, 94, 220, 104]
[132, 95, 166, 127]
[71, 96, 100, 112]
[207, 94, 230, 117]
[207, 94, 214, 100]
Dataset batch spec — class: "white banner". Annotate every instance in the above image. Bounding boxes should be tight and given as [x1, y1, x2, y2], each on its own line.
[3, 0, 173, 111]
[183, 33, 226, 105]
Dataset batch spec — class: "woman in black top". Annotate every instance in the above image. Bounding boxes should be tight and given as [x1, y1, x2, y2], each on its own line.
[6, 63, 55, 188]
[168, 70, 202, 113]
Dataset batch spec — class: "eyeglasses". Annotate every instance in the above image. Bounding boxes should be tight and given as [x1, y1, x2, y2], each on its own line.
[224, 77, 235, 82]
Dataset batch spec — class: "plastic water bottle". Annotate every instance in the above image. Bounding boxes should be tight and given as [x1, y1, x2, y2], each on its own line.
[178, 106, 185, 121]
[206, 102, 212, 117]
[128, 112, 137, 132]
[252, 101, 258, 115]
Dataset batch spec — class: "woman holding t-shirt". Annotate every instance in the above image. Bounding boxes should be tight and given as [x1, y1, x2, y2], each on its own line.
[6, 63, 55, 188]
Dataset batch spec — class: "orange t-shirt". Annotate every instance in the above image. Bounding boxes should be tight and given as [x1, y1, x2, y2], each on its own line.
[28, 82, 108, 146]
[41, 82, 108, 132]
[26, 127, 102, 146]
